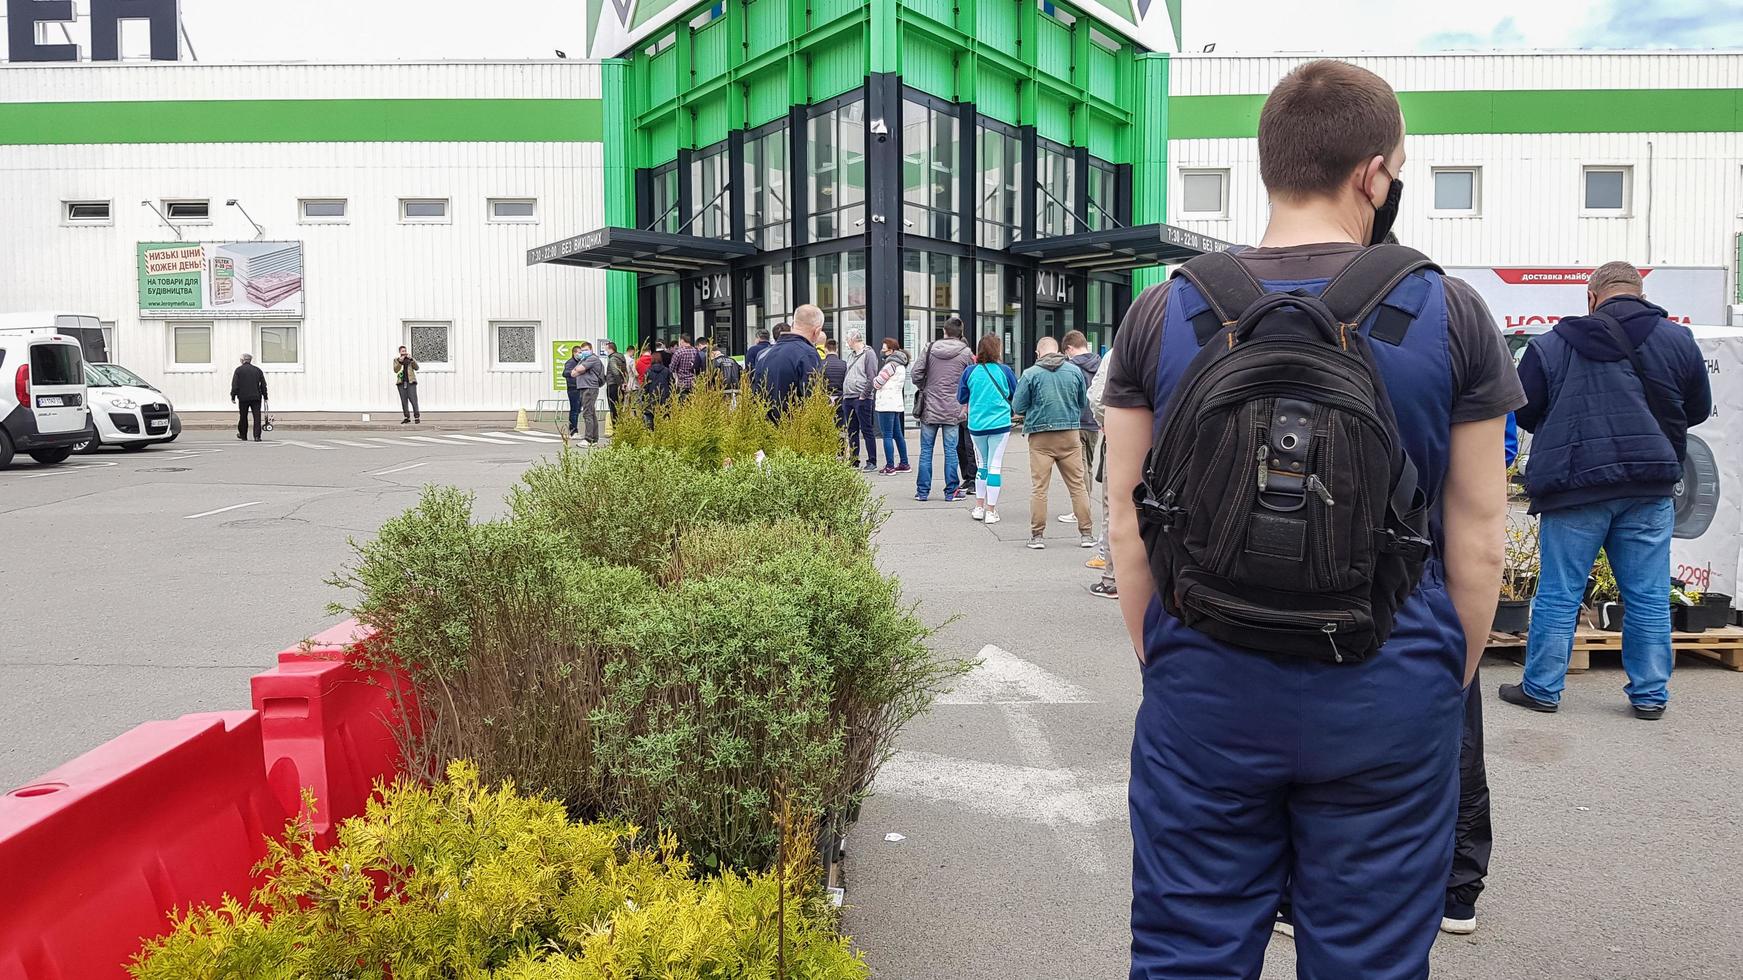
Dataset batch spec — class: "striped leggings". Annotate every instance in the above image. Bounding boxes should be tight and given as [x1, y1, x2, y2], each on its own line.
[972, 431, 1011, 507]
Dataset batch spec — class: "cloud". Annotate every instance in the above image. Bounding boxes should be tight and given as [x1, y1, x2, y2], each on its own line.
[1419, 16, 1529, 51]
[1571, 0, 1743, 48]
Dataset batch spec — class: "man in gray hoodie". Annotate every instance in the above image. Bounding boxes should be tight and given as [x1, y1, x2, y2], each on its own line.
[910, 317, 977, 501]
[1060, 331, 1103, 528]
[841, 330, 881, 471]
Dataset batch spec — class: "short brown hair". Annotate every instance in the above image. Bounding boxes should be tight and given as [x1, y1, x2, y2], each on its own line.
[1062, 330, 1088, 350]
[1589, 261, 1644, 299]
[1259, 60, 1402, 199]
[977, 332, 1004, 364]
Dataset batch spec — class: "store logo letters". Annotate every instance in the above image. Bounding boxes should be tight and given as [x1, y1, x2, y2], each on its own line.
[6, 0, 180, 62]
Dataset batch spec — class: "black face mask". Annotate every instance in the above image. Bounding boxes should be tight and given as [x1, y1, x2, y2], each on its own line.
[1368, 175, 1402, 247]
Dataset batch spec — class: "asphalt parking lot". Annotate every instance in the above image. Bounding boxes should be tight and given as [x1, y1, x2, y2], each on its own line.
[4, 431, 1742, 978]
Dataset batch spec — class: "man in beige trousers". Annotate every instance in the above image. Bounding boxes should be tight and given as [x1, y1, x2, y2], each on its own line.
[1011, 336, 1093, 550]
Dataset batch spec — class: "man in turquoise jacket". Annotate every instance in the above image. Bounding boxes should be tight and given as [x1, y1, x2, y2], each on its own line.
[1012, 336, 1092, 550]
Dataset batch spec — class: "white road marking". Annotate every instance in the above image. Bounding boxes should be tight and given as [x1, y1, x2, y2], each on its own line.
[443, 433, 510, 444]
[372, 461, 430, 476]
[19, 461, 119, 479]
[468, 432, 530, 444]
[937, 644, 1095, 705]
[403, 435, 454, 445]
[327, 439, 377, 448]
[364, 437, 420, 446]
[184, 501, 261, 520]
[278, 439, 336, 451]
[872, 750, 1125, 829]
[496, 430, 564, 442]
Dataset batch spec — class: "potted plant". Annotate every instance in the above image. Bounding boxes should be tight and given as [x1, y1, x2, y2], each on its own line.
[1671, 581, 1733, 633]
[1589, 551, 1623, 632]
[1493, 516, 1539, 635]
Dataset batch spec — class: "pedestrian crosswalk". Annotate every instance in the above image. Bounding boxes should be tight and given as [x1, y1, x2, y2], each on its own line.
[202, 430, 573, 452]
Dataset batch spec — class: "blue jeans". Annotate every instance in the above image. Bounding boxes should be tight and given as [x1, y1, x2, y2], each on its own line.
[1524, 496, 1675, 707]
[916, 422, 960, 497]
[880, 411, 908, 467]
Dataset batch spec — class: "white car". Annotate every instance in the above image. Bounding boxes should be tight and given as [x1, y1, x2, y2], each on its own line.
[76, 362, 182, 453]
[0, 329, 95, 468]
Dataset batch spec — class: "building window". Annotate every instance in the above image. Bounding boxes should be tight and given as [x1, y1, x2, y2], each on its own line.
[688, 145, 730, 240]
[977, 261, 1020, 365]
[1431, 168, 1480, 215]
[649, 164, 680, 233]
[299, 199, 347, 222]
[64, 200, 112, 224]
[1583, 166, 1631, 215]
[977, 125, 1021, 249]
[170, 323, 212, 367]
[165, 199, 209, 222]
[491, 321, 539, 368]
[750, 263, 795, 341]
[813, 251, 869, 343]
[1087, 160, 1118, 231]
[1036, 143, 1076, 238]
[400, 198, 451, 223]
[808, 99, 867, 241]
[1180, 169, 1228, 218]
[257, 322, 301, 366]
[744, 126, 790, 249]
[100, 321, 116, 360]
[406, 321, 452, 367]
[901, 250, 960, 354]
[1085, 279, 1119, 354]
[489, 198, 537, 223]
[902, 98, 960, 241]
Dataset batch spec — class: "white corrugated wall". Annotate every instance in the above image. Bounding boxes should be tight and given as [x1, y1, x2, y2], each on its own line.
[0, 61, 607, 413]
[1166, 53, 1743, 310]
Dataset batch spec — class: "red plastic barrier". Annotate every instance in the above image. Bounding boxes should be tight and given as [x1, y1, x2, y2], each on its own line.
[0, 712, 289, 980]
[253, 620, 417, 845]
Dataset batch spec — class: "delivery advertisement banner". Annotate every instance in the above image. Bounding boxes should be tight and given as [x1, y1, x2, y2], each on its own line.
[137, 241, 305, 318]
[1446, 266, 1727, 332]
[1668, 326, 1743, 598]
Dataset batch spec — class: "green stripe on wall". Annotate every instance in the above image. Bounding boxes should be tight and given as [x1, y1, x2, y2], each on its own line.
[1169, 88, 1743, 140]
[0, 98, 604, 145]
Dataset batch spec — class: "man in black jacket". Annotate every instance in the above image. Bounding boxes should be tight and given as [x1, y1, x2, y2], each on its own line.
[230, 353, 268, 441]
[751, 306, 824, 419]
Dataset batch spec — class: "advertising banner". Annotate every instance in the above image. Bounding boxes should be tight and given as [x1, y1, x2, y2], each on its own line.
[552, 340, 590, 391]
[1446, 266, 1727, 333]
[1669, 326, 1743, 598]
[137, 241, 304, 318]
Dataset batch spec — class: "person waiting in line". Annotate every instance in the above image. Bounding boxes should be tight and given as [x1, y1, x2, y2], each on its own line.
[841, 330, 881, 471]
[634, 343, 654, 384]
[1012, 336, 1092, 551]
[603, 341, 628, 426]
[1058, 330, 1102, 528]
[640, 347, 674, 429]
[1102, 60, 1520, 979]
[1505, 260, 1712, 720]
[1083, 344, 1117, 599]
[956, 332, 1018, 525]
[669, 335, 704, 398]
[231, 352, 268, 442]
[752, 305, 826, 419]
[563, 341, 605, 446]
[745, 327, 774, 371]
[711, 341, 743, 391]
[872, 337, 910, 474]
[393, 345, 420, 424]
[822, 339, 848, 400]
[910, 317, 977, 503]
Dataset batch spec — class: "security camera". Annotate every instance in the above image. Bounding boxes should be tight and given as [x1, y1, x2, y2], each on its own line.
[226, 199, 238, 206]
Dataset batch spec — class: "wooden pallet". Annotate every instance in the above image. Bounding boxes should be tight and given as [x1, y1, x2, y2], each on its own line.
[1486, 625, 1743, 673]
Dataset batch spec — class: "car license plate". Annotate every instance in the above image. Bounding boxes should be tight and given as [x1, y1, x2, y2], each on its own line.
[149, 420, 168, 430]
[37, 396, 64, 407]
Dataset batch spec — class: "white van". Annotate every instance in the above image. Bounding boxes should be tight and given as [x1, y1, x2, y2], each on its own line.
[0, 330, 96, 467]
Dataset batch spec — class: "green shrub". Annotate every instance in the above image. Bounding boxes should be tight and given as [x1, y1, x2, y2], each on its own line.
[130, 762, 868, 980]
[611, 378, 841, 467]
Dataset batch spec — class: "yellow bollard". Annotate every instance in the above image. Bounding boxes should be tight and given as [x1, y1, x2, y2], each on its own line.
[515, 408, 530, 432]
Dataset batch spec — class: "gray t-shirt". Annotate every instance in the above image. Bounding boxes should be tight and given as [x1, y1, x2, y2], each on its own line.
[1105, 242, 1526, 424]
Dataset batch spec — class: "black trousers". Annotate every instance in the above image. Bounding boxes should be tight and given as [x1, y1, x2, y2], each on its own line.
[1448, 665, 1493, 910]
[606, 383, 623, 422]
[236, 398, 262, 439]
[958, 420, 977, 484]
[397, 382, 421, 420]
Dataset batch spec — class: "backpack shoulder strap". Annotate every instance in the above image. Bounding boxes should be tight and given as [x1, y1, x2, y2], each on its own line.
[1171, 251, 1264, 346]
[1317, 244, 1443, 346]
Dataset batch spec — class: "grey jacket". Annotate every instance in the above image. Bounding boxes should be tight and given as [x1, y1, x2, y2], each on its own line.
[841, 344, 880, 399]
[1067, 350, 1102, 431]
[910, 337, 975, 425]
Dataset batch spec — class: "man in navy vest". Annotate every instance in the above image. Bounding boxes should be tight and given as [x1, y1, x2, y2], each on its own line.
[1505, 262, 1711, 720]
[1103, 60, 1522, 978]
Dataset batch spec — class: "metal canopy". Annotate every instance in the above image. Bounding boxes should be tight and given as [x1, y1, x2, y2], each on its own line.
[527, 227, 756, 275]
[1007, 223, 1236, 272]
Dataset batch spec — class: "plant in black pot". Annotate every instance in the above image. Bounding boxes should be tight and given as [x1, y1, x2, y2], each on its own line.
[1671, 582, 1733, 634]
[1493, 516, 1539, 635]
[1589, 551, 1623, 632]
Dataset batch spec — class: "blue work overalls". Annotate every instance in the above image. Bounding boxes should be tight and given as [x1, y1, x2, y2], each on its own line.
[1130, 267, 1466, 980]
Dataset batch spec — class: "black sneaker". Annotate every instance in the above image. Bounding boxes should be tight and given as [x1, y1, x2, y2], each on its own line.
[1498, 682, 1558, 713]
[1632, 703, 1666, 721]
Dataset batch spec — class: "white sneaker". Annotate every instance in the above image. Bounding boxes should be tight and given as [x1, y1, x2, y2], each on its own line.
[971, 506, 986, 521]
[984, 511, 1001, 525]
[1027, 536, 1045, 550]
[1273, 918, 1295, 940]
[576, 439, 593, 447]
[1057, 513, 1078, 524]
[1439, 915, 1477, 935]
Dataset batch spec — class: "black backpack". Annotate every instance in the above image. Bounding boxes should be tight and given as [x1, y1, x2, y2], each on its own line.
[1135, 246, 1439, 663]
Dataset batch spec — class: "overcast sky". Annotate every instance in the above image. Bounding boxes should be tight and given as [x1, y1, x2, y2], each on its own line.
[5, 0, 1741, 61]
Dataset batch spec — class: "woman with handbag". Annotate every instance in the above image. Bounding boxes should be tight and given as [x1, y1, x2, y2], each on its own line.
[956, 333, 1019, 524]
[872, 338, 911, 475]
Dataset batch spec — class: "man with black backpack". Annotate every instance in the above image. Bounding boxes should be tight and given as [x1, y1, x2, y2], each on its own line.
[1102, 59, 1521, 979]
[1507, 261, 1710, 720]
